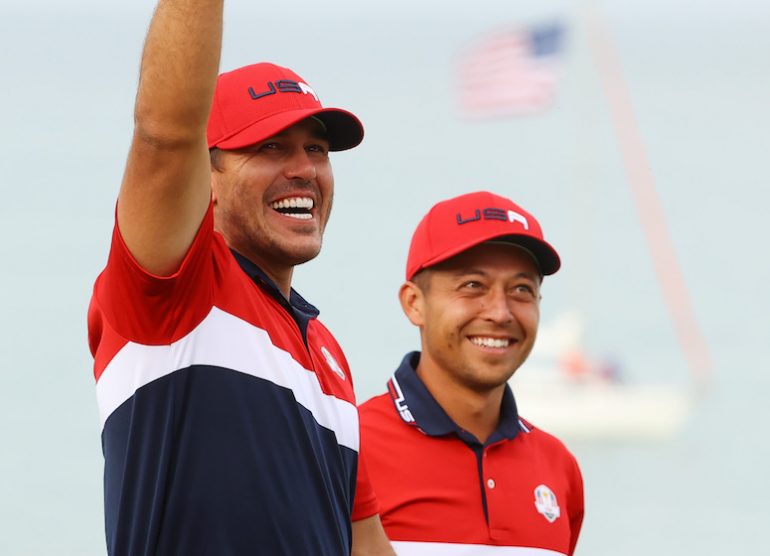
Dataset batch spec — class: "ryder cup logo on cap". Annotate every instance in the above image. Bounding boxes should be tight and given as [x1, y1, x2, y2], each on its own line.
[405, 190, 561, 280]
[207, 62, 364, 151]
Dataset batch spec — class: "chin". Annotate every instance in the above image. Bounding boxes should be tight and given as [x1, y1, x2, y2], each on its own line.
[476, 367, 518, 389]
[464, 378, 510, 395]
[282, 243, 323, 266]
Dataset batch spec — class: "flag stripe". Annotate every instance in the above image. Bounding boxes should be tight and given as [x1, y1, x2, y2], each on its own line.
[456, 23, 564, 119]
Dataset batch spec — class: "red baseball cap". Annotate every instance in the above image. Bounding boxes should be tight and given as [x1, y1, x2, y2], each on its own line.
[406, 191, 561, 280]
[207, 62, 364, 151]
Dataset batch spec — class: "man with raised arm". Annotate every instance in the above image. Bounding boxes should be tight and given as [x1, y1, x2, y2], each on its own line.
[358, 191, 584, 555]
[87, 1, 392, 554]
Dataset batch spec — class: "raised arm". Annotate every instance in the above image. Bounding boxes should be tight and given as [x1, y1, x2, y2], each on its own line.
[118, 0, 223, 276]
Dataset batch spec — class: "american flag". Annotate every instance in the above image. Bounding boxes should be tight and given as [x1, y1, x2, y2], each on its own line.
[455, 22, 565, 119]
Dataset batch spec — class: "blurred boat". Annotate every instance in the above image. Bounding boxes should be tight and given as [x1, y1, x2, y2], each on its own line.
[511, 311, 694, 441]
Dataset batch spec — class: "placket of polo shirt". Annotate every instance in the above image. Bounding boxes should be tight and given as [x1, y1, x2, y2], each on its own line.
[231, 250, 322, 367]
[482, 439, 512, 540]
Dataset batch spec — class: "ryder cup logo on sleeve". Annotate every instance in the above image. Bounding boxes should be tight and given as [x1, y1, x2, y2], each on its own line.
[534, 484, 561, 523]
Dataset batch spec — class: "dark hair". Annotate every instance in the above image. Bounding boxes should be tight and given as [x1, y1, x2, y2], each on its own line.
[209, 148, 224, 172]
[410, 268, 433, 292]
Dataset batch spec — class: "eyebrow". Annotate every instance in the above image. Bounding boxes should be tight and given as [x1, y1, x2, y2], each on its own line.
[450, 269, 540, 282]
[450, 268, 487, 279]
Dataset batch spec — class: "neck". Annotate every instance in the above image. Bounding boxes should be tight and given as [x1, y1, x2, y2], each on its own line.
[257, 260, 293, 299]
[214, 223, 294, 299]
[233, 246, 294, 299]
[416, 353, 505, 444]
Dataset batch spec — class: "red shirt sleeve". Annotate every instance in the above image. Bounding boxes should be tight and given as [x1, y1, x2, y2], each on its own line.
[352, 415, 380, 521]
[89, 203, 216, 378]
[567, 455, 585, 555]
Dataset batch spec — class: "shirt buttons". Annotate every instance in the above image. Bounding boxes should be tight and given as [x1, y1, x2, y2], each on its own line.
[487, 478, 496, 489]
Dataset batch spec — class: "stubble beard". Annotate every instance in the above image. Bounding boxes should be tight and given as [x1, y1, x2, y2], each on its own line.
[421, 337, 505, 395]
[448, 346, 524, 395]
[244, 212, 324, 268]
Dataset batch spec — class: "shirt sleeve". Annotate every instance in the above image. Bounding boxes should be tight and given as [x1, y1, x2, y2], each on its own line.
[567, 456, 585, 556]
[89, 202, 216, 367]
[352, 417, 381, 521]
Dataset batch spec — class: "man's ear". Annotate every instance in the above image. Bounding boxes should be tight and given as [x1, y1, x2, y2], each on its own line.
[210, 173, 219, 204]
[399, 281, 426, 327]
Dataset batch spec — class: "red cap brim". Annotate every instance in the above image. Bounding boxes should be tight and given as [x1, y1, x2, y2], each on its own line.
[211, 107, 363, 152]
[409, 233, 561, 280]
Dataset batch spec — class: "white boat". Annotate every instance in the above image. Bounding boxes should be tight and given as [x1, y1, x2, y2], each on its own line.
[510, 311, 695, 441]
[505, 6, 714, 443]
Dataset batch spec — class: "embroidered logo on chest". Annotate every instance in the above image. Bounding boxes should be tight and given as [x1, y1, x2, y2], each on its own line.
[321, 346, 346, 381]
[534, 484, 561, 523]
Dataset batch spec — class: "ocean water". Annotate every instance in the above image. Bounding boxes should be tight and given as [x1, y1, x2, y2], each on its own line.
[1, 1, 768, 554]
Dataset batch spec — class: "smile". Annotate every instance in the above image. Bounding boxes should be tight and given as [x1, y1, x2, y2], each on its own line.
[469, 336, 511, 349]
[270, 197, 314, 220]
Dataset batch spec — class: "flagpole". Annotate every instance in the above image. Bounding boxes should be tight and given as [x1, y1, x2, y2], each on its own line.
[585, 3, 713, 391]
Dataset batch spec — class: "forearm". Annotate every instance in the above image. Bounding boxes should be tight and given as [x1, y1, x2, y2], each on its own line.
[118, 0, 224, 276]
[135, 0, 223, 143]
[351, 515, 396, 556]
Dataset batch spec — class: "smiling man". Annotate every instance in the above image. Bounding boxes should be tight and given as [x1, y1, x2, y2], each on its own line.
[357, 191, 584, 555]
[87, 1, 392, 555]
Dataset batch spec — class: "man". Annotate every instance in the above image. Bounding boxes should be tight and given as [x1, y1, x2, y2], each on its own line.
[358, 191, 584, 555]
[87, 1, 392, 554]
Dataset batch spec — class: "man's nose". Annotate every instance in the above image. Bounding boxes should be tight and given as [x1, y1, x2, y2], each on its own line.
[480, 288, 514, 324]
[283, 149, 317, 181]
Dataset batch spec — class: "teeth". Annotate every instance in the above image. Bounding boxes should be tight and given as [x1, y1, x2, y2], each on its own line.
[270, 197, 314, 210]
[470, 337, 510, 349]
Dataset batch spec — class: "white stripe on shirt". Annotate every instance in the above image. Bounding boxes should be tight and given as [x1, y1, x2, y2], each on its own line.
[95, 306, 359, 451]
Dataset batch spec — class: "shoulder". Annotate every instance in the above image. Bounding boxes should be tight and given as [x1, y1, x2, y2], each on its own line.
[359, 392, 400, 432]
[518, 417, 581, 468]
[358, 392, 393, 418]
[308, 318, 343, 350]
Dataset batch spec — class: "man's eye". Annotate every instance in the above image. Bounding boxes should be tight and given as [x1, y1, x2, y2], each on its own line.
[307, 144, 329, 155]
[512, 284, 536, 298]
